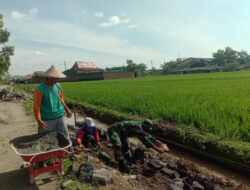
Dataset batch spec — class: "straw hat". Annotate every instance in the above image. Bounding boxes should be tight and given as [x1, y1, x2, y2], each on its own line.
[43, 66, 66, 78]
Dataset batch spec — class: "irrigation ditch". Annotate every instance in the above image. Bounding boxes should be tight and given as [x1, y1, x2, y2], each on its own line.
[66, 102, 250, 188]
[66, 102, 250, 168]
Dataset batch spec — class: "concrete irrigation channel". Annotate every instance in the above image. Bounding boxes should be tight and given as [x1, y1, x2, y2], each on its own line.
[67, 110, 250, 189]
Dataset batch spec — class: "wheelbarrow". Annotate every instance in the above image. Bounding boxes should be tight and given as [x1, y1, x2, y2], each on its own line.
[10, 132, 84, 184]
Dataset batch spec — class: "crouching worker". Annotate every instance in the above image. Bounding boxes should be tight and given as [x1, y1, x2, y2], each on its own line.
[76, 117, 101, 149]
[107, 119, 169, 173]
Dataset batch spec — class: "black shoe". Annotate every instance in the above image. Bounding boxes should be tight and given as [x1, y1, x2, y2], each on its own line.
[118, 160, 130, 174]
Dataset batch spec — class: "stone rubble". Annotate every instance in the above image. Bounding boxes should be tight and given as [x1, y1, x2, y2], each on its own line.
[0, 86, 31, 102]
[62, 120, 235, 189]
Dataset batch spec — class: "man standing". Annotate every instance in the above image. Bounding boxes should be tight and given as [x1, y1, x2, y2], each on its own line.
[33, 66, 72, 137]
[107, 119, 169, 173]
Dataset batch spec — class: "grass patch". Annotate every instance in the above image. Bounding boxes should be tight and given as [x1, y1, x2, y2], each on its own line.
[24, 100, 33, 116]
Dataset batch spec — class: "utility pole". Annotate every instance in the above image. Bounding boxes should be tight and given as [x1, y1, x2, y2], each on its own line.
[151, 60, 154, 68]
[64, 61, 66, 71]
[150, 60, 154, 74]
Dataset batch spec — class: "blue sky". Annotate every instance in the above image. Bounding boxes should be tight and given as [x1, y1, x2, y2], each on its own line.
[1, 0, 250, 75]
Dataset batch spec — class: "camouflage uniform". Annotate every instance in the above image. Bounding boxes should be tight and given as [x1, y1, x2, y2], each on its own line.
[107, 121, 156, 162]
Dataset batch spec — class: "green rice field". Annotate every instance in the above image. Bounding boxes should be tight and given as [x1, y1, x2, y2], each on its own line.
[24, 70, 250, 142]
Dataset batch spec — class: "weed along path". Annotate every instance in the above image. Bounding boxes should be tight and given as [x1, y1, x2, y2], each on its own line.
[0, 101, 58, 190]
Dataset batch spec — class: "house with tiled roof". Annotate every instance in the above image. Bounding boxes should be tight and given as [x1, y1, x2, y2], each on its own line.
[25, 74, 34, 80]
[65, 61, 104, 75]
[62, 61, 135, 82]
[63, 61, 104, 81]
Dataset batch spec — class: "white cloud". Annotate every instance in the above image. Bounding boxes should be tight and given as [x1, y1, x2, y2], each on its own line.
[11, 11, 26, 20]
[167, 25, 222, 52]
[80, 10, 87, 15]
[11, 9, 39, 20]
[34, 51, 45, 56]
[95, 12, 103, 17]
[121, 40, 128, 45]
[51, 48, 58, 52]
[122, 19, 130, 24]
[10, 46, 168, 76]
[100, 16, 132, 27]
[127, 25, 136, 29]
[7, 16, 170, 75]
[29, 8, 39, 15]
[100, 16, 120, 27]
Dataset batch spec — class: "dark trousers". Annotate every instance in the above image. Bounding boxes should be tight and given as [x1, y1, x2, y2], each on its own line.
[81, 135, 97, 147]
[107, 127, 132, 162]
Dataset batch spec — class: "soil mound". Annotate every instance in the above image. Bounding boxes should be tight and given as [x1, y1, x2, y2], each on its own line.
[10, 132, 70, 154]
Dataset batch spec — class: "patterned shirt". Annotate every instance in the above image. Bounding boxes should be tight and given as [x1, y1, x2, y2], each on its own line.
[109, 121, 155, 148]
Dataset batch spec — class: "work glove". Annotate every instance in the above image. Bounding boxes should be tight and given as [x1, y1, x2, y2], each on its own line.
[152, 140, 170, 153]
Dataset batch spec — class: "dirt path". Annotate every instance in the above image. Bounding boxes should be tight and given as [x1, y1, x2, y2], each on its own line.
[0, 100, 58, 190]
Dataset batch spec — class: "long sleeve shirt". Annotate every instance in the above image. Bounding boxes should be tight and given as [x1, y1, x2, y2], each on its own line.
[76, 126, 100, 145]
[109, 121, 156, 148]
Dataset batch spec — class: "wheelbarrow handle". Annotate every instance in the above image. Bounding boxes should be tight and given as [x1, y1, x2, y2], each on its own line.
[65, 146, 85, 156]
[70, 149, 84, 156]
[21, 155, 36, 168]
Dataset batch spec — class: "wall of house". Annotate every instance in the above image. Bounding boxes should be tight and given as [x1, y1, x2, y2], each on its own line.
[63, 71, 135, 81]
[61, 72, 104, 82]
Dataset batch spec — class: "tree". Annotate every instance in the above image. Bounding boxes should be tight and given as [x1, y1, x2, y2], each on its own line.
[126, 59, 137, 71]
[124, 59, 147, 76]
[0, 14, 14, 78]
[237, 50, 250, 65]
[105, 66, 123, 72]
[136, 63, 147, 75]
[161, 61, 178, 74]
[224, 47, 237, 64]
[212, 49, 226, 66]
[212, 47, 237, 66]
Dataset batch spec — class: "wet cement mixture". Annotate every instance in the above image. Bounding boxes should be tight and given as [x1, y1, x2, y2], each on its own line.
[10, 132, 70, 154]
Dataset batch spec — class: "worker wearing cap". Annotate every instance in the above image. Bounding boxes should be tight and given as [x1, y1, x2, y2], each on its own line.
[33, 66, 72, 137]
[107, 119, 169, 173]
[76, 117, 101, 148]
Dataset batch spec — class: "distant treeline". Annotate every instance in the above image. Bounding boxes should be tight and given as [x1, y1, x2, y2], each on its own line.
[106, 47, 250, 75]
[161, 47, 250, 74]
[105, 59, 148, 76]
